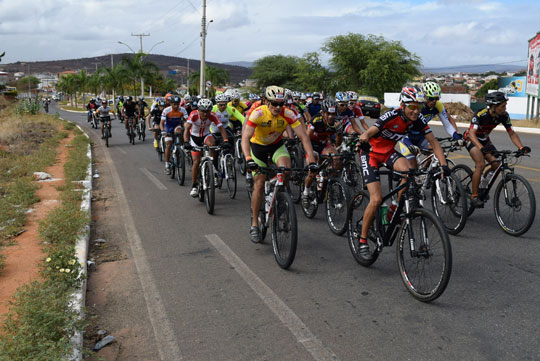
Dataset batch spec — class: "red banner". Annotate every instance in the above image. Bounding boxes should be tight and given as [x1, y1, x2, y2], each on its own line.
[526, 32, 540, 96]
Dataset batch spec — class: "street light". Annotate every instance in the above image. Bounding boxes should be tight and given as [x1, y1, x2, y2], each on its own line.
[200, 0, 213, 98]
[148, 40, 164, 55]
[118, 40, 164, 98]
[118, 41, 136, 54]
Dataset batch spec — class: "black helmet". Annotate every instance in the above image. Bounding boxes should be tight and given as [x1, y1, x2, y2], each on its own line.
[119, 96, 124, 101]
[171, 95, 181, 104]
[127, 96, 133, 102]
[321, 98, 337, 114]
[312, 92, 322, 100]
[158, 100, 166, 107]
[485, 91, 508, 106]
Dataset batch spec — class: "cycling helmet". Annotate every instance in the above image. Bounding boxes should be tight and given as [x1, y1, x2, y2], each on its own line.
[422, 82, 441, 98]
[348, 91, 358, 101]
[265, 86, 285, 101]
[119, 96, 124, 101]
[183, 94, 191, 102]
[248, 93, 257, 101]
[399, 86, 425, 103]
[321, 98, 338, 114]
[127, 96, 133, 102]
[231, 92, 241, 100]
[90, 98, 95, 102]
[158, 100, 166, 107]
[292, 91, 301, 98]
[171, 95, 181, 104]
[138, 96, 144, 101]
[101, 99, 108, 106]
[215, 93, 229, 103]
[300, 93, 307, 100]
[305, 92, 312, 98]
[335, 91, 350, 102]
[198, 98, 213, 111]
[312, 92, 322, 100]
[485, 91, 508, 106]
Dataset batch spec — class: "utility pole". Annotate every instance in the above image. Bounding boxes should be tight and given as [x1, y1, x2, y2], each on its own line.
[91, 62, 100, 73]
[111, 54, 115, 106]
[200, 0, 207, 98]
[132, 33, 150, 99]
[27, 64, 31, 98]
[187, 58, 190, 92]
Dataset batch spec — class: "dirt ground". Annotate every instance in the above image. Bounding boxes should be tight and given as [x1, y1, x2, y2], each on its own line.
[0, 129, 74, 316]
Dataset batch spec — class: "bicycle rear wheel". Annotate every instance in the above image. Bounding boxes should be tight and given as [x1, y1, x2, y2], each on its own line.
[342, 160, 364, 194]
[494, 173, 536, 236]
[325, 178, 350, 235]
[225, 154, 237, 199]
[451, 164, 474, 217]
[301, 182, 318, 218]
[397, 208, 452, 302]
[203, 161, 215, 214]
[430, 173, 467, 235]
[288, 154, 303, 204]
[104, 126, 110, 148]
[346, 191, 380, 267]
[176, 148, 186, 186]
[271, 191, 297, 269]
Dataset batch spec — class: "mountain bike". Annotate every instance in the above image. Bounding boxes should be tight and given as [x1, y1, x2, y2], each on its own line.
[91, 112, 99, 129]
[170, 134, 186, 185]
[301, 154, 351, 235]
[136, 116, 146, 141]
[285, 138, 304, 203]
[414, 138, 467, 235]
[127, 116, 136, 145]
[216, 146, 237, 199]
[234, 129, 247, 175]
[451, 148, 535, 236]
[193, 145, 221, 214]
[338, 134, 364, 194]
[102, 116, 113, 148]
[347, 166, 452, 302]
[252, 166, 299, 269]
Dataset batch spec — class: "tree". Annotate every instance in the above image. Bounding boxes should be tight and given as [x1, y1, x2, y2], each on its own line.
[295, 52, 331, 93]
[17, 76, 40, 93]
[121, 53, 159, 96]
[188, 65, 230, 97]
[475, 79, 498, 99]
[0, 51, 5, 63]
[323, 33, 422, 99]
[251, 55, 300, 89]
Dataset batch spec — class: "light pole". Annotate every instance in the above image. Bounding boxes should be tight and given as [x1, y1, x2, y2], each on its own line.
[118, 40, 163, 98]
[200, 0, 213, 98]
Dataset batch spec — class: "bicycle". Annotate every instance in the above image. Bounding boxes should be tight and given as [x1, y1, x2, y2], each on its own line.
[136, 115, 146, 141]
[170, 134, 186, 185]
[346, 166, 452, 302]
[233, 129, 247, 175]
[216, 145, 237, 199]
[451, 148, 535, 236]
[338, 134, 364, 194]
[252, 166, 300, 269]
[126, 116, 136, 145]
[91, 112, 99, 129]
[192, 145, 221, 214]
[102, 116, 113, 148]
[301, 154, 351, 235]
[414, 137, 467, 235]
[285, 138, 304, 204]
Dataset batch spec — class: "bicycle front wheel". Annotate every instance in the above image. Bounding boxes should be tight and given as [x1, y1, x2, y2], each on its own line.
[430, 173, 467, 235]
[104, 127, 110, 148]
[451, 164, 474, 217]
[288, 153, 303, 204]
[271, 191, 297, 269]
[342, 160, 364, 194]
[301, 182, 318, 219]
[494, 173, 536, 236]
[176, 148, 186, 186]
[225, 154, 237, 199]
[397, 208, 452, 302]
[325, 178, 350, 235]
[203, 161, 215, 214]
[346, 191, 380, 267]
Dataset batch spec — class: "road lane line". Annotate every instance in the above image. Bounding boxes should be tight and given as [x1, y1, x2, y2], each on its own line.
[104, 151, 182, 360]
[140, 168, 168, 190]
[117, 148, 127, 154]
[205, 234, 340, 361]
[515, 164, 540, 172]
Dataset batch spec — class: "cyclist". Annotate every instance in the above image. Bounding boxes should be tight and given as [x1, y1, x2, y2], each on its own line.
[286, 90, 309, 125]
[160, 95, 188, 175]
[464, 91, 530, 208]
[347, 91, 369, 131]
[116, 96, 124, 122]
[356, 86, 450, 262]
[241, 85, 317, 243]
[228, 92, 248, 130]
[137, 96, 149, 122]
[421, 82, 461, 140]
[147, 99, 166, 148]
[246, 89, 266, 119]
[122, 96, 138, 137]
[335, 91, 364, 135]
[212, 93, 245, 134]
[94, 99, 116, 139]
[86, 98, 98, 122]
[183, 98, 230, 197]
[302, 98, 343, 207]
[307, 92, 322, 117]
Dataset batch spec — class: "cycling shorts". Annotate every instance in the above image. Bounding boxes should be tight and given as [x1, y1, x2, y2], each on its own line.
[99, 116, 111, 123]
[190, 134, 215, 155]
[250, 141, 289, 168]
[397, 137, 429, 161]
[465, 137, 493, 152]
[359, 150, 402, 184]
[165, 121, 183, 134]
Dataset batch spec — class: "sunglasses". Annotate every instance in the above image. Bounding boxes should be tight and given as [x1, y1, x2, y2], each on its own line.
[338, 102, 347, 107]
[217, 102, 227, 106]
[293, 98, 299, 101]
[270, 101, 285, 107]
[427, 97, 439, 102]
[405, 103, 423, 111]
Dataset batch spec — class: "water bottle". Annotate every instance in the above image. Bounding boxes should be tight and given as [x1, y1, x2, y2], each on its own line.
[316, 170, 324, 191]
[385, 200, 398, 223]
[380, 203, 389, 225]
[265, 183, 272, 213]
[480, 171, 493, 189]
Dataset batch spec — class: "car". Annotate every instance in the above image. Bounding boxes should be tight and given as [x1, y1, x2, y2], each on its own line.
[358, 95, 381, 118]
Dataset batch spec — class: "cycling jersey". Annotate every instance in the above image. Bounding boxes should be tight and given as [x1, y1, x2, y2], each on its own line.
[123, 102, 137, 117]
[246, 100, 263, 118]
[247, 105, 300, 146]
[336, 107, 355, 131]
[421, 101, 455, 136]
[86, 102, 97, 111]
[211, 104, 245, 133]
[228, 101, 248, 117]
[308, 114, 337, 153]
[161, 106, 188, 133]
[137, 100, 149, 116]
[96, 106, 112, 119]
[187, 110, 222, 138]
[150, 107, 163, 124]
[307, 102, 322, 117]
[350, 104, 365, 120]
[464, 107, 513, 142]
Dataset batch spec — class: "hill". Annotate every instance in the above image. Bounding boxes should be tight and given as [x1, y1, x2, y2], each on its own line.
[422, 64, 526, 74]
[1, 53, 253, 84]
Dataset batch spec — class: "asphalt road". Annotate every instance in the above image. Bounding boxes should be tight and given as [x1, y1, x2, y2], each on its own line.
[56, 103, 540, 361]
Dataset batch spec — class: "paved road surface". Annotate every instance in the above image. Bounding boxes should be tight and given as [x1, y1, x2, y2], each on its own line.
[57, 104, 540, 361]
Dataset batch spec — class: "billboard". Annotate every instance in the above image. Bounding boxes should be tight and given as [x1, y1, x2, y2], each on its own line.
[498, 76, 527, 97]
[526, 31, 540, 96]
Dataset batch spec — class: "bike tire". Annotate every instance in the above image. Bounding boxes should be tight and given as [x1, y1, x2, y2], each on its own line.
[451, 164, 475, 217]
[176, 148, 186, 186]
[170, 151, 176, 179]
[225, 155, 237, 199]
[288, 153, 303, 204]
[494, 173, 536, 236]
[346, 191, 380, 267]
[342, 160, 364, 194]
[105, 127, 109, 148]
[325, 178, 351, 236]
[301, 182, 318, 219]
[397, 208, 452, 302]
[271, 190, 297, 269]
[158, 137, 163, 162]
[141, 124, 146, 141]
[204, 161, 215, 214]
[430, 173, 468, 235]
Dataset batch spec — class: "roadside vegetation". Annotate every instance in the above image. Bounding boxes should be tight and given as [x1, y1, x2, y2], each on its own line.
[0, 97, 91, 360]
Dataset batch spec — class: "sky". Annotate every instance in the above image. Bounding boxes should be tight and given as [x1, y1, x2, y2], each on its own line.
[0, 0, 539, 69]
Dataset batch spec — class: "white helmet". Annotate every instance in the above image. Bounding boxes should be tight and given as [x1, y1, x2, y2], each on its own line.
[198, 98, 214, 111]
[231, 92, 241, 100]
[215, 93, 230, 103]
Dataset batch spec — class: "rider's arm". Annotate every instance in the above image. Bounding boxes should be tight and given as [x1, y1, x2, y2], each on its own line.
[359, 125, 380, 143]
[508, 129, 525, 150]
[229, 106, 245, 124]
[425, 132, 447, 167]
[146, 113, 152, 129]
[437, 102, 459, 136]
[293, 124, 316, 165]
[183, 122, 192, 143]
[241, 124, 256, 160]
[348, 119, 364, 135]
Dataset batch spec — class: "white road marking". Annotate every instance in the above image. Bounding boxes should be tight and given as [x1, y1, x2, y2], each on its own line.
[117, 148, 127, 154]
[140, 168, 168, 190]
[105, 152, 182, 360]
[205, 234, 340, 361]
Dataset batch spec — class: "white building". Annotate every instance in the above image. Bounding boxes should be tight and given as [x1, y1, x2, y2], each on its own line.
[0, 71, 8, 85]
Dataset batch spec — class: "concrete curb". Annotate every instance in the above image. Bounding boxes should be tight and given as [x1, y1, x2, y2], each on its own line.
[60, 107, 87, 114]
[60, 118, 92, 361]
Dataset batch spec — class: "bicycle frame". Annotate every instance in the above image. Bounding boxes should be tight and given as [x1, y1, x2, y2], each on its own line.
[263, 173, 285, 228]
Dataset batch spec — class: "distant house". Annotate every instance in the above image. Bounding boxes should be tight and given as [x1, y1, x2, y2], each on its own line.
[58, 70, 77, 80]
[0, 71, 8, 85]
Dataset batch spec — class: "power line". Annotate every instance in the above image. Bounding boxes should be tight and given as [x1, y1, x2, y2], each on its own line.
[185, 0, 200, 13]
[173, 36, 199, 57]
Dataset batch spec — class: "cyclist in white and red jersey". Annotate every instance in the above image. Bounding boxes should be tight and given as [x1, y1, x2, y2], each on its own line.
[347, 91, 369, 131]
[464, 91, 530, 208]
[183, 98, 230, 197]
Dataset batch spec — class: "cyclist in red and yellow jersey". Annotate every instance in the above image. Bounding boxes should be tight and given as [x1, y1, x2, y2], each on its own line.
[242, 86, 316, 243]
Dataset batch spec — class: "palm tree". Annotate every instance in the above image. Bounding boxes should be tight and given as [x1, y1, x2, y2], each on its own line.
[75, 70, 90, 105]
[121, 52, 159, 97]
[188, 65, 230, 97]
